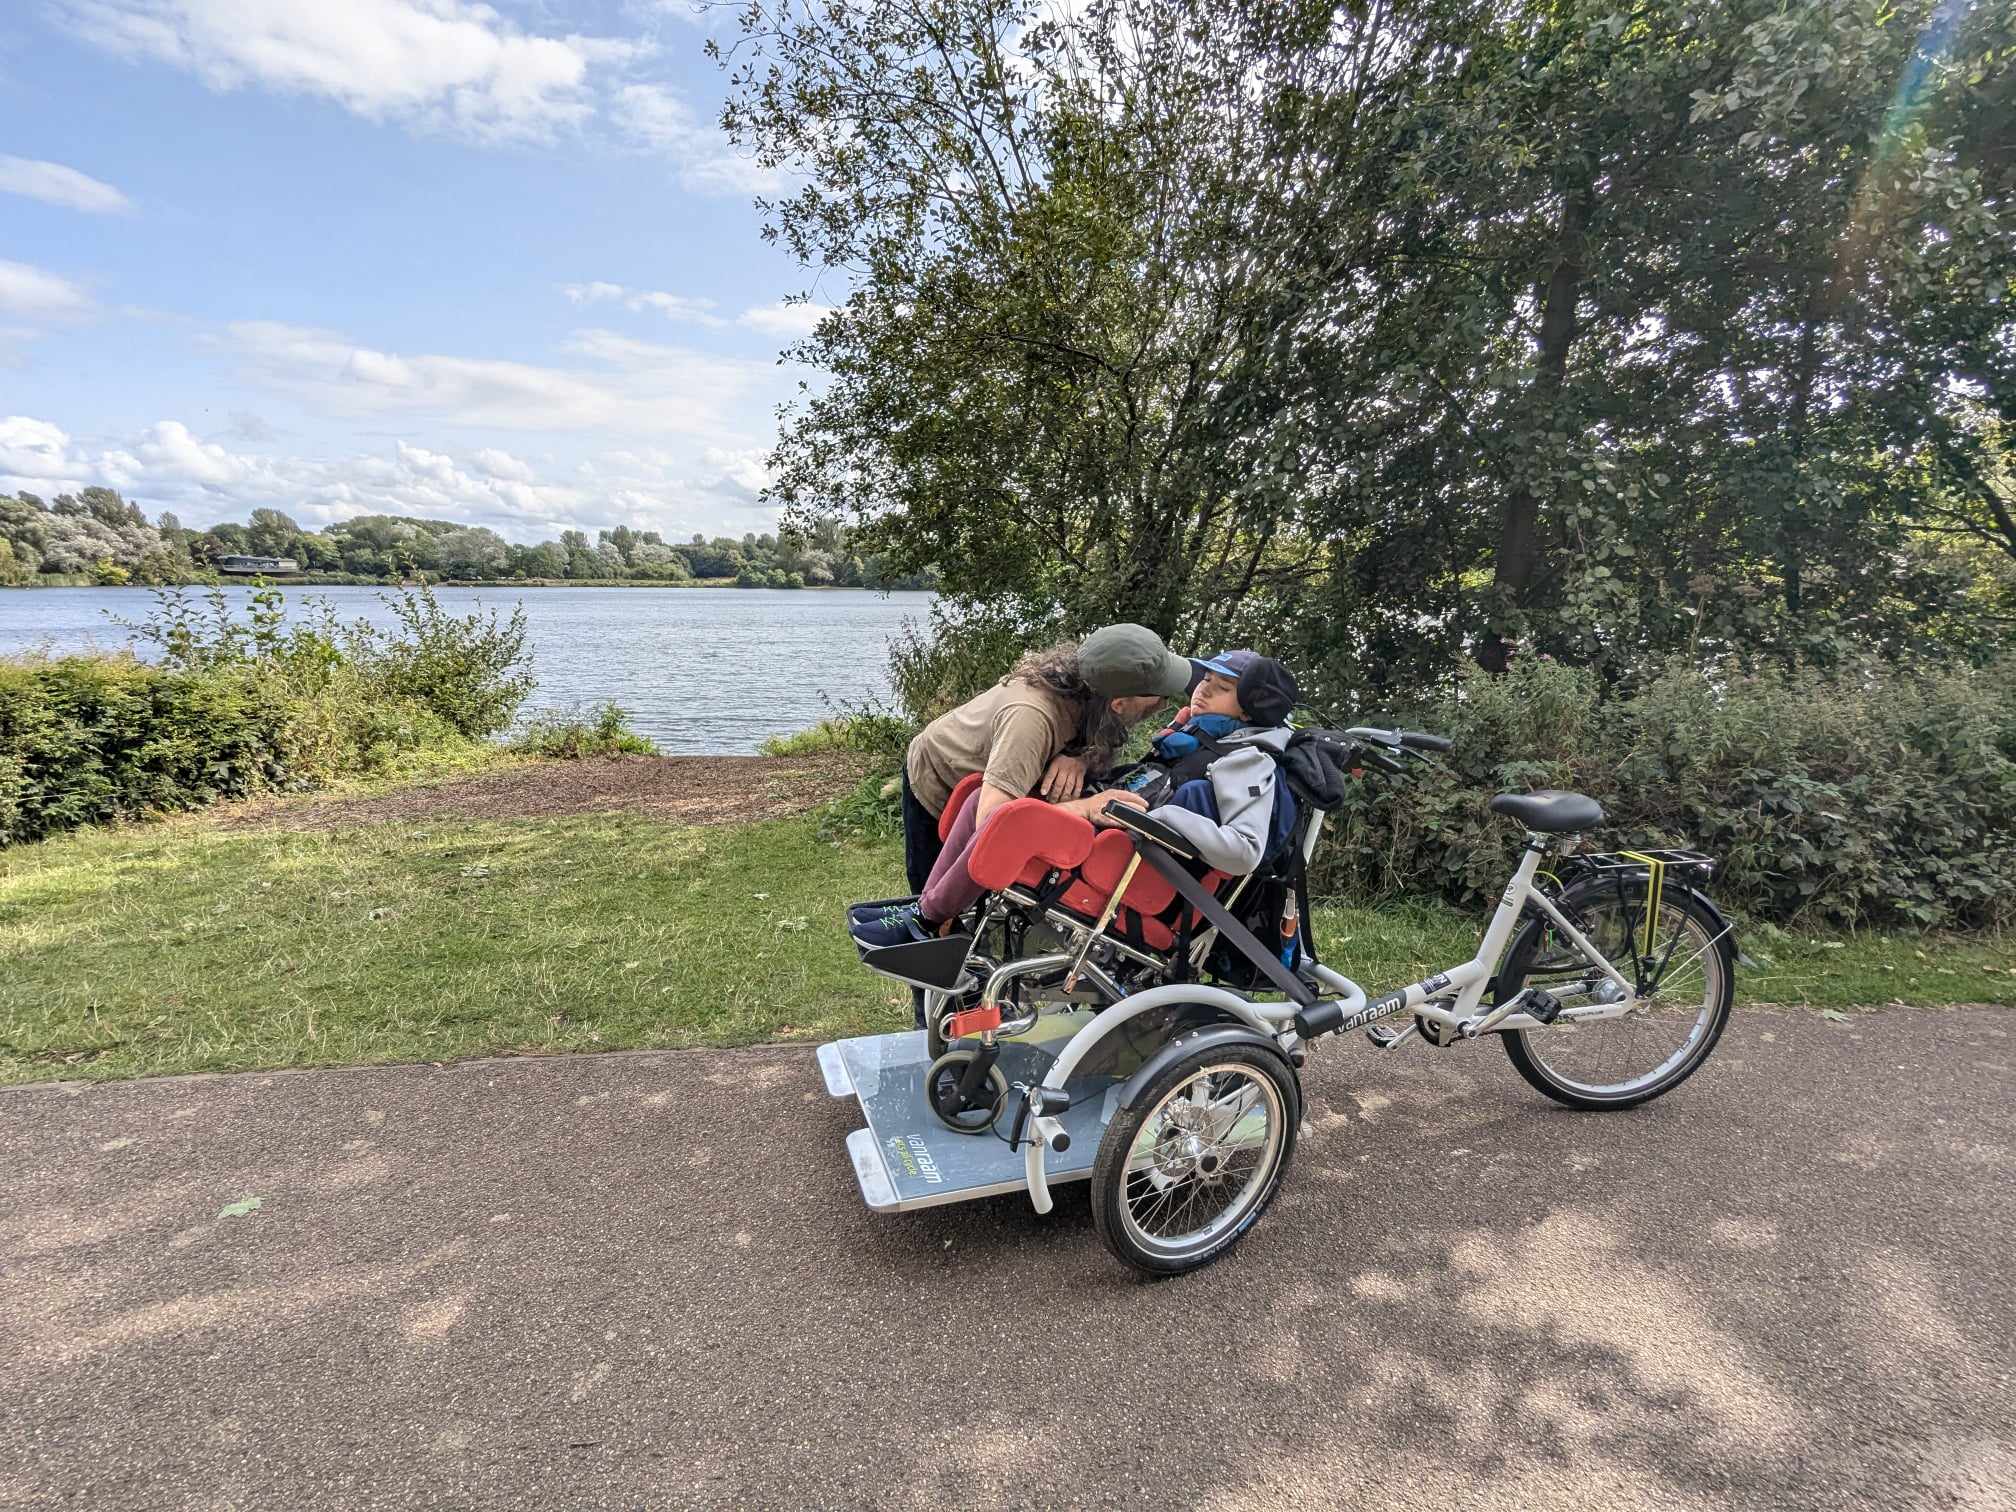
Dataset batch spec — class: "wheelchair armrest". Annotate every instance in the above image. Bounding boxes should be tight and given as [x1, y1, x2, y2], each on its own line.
[1100, 801, 1199, 861]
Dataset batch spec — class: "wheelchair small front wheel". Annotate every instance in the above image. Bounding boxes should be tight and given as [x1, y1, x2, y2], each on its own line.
[925, 1049, 1009, 1135]
[1091, 1042, 1298, 1276]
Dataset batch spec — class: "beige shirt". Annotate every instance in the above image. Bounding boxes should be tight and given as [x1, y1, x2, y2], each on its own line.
[905, 678, 1081, 815]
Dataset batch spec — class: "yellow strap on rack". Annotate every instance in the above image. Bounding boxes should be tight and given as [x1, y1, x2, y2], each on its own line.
[1617, 851, 1666, 957]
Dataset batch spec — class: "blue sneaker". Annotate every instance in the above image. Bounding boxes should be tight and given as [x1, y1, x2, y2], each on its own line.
[848, 897, 917, 928]
[854, 902, 932, 949]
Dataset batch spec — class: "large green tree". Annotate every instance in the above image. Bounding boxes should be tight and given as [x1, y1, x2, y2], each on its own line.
[723, 0, 2015, 702]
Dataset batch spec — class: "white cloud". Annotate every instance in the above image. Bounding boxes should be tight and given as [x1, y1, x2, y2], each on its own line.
[472, 447, 533, 482]
[121, 418, 255, 486]
[561, 281, 723, 327]
[225, 319, 780, 435]
[2, 413, 788, 539]
[0, 260, 92, 318]
[738, 301, 833, 339]
[613, 82, 781, 195]
[0, 415, 87, 485]
[55, 0, 644, 144]
[0, 155, 132, 214]
[703, 445, 771, 496]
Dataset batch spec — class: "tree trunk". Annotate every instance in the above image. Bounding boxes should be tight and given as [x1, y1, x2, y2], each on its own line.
[1781, 276, 1828, 619]
[1477, 180, 1592, 675]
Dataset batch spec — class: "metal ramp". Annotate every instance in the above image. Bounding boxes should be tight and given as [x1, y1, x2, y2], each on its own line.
[817, 1016, 1127, 1212]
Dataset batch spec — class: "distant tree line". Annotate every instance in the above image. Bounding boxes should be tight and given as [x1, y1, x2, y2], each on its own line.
[0, 490, 934, 590]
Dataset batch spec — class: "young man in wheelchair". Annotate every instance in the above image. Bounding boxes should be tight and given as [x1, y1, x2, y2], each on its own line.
[852, 650, 1301, 952]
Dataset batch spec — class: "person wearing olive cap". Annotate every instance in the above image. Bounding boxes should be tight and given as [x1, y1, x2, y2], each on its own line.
[879, 625, 1192, 961]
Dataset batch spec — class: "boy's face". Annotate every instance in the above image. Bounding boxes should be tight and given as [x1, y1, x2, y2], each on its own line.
[1188, 672, 1244, 720]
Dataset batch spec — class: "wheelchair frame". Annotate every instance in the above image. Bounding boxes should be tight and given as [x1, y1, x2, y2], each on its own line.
[823, 809, 1705, 1225]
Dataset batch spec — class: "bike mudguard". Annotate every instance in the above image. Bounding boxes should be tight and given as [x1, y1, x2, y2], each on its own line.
[1560, 868, 1734, 955]
[1495, 874, 1737, 1007]
[1115, 1024, 1298, 1115]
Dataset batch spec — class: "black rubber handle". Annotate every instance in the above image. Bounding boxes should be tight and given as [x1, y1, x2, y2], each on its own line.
[1293, 1002, 1346, 1038]
[1101, 802, 1199, 859]
[1399, 729, 1453, 752]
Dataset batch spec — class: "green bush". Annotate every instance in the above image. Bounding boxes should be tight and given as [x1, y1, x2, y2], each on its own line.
[759, 712, 911, 760]
[0, 656, 289, 844]
[339, 585, 535, 739]
[509, 704, 657, 760]
[2, 582, 539, 846]
[817, 768, 905, 843]
[1311, 655, 2016, 929]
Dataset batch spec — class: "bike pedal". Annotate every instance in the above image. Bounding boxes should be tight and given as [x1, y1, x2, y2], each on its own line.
[1365, 1025, 1406, 1050]
[1525, 989, 1563, 1025]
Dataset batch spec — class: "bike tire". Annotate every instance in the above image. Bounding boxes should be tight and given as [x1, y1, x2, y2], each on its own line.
[1497, 877, 1734, 1111]
[1090, 1041, 1299, 1277]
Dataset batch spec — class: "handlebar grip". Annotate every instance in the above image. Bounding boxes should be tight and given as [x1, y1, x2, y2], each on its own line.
[1293, 1002, 1346, 1039]
[1399, 730, 1453, 753]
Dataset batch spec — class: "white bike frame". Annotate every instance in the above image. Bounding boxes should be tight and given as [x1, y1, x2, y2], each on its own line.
[1019, 830, 1639, 1213]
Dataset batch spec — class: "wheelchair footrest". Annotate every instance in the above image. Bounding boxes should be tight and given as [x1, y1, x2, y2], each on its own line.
[850, 925, 976, 992]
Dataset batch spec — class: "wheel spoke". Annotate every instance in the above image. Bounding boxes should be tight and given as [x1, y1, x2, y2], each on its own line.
[1515, 896, 1723, 1099]
[1116, 1062, 1286, 1260]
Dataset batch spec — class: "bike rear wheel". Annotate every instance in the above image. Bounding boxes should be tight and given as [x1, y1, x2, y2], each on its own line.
[1497, 878, 1733, 1110]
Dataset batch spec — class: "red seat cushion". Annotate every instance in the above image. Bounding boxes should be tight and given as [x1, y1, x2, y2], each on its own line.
[970, 806, 1238, 961]
[1077, 830, 1178, 915]
[967, 799, 1096, 890]
[938, 771, 985, 843]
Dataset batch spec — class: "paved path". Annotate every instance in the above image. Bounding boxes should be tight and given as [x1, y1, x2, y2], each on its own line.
[4, 1007, 2011, 1510]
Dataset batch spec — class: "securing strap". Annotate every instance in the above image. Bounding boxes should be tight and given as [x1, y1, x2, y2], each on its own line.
[1618, 850, 1667, 956]
[1134, 843, 1315, 1006]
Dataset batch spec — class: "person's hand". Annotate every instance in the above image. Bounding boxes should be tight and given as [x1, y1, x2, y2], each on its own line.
[1089, 790, 1149, 827]
[1039, 752, 1088, 802]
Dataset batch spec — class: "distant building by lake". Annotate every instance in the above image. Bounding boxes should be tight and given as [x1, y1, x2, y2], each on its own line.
[215, 555, 299, 575]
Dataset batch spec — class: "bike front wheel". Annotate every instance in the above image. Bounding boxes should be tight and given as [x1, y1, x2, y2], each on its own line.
[1090, 1042, 1298, 1276]
[1497, 877, 1734, 1110]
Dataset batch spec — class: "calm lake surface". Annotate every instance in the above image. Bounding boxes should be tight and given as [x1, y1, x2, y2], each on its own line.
[0, 586, 933, 754]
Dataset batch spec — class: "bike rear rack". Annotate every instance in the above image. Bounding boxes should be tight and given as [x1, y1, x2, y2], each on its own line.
[1572, 848, 1718, 879]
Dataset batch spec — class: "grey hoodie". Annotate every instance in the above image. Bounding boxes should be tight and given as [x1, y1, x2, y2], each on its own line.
[1146, 723, 1293, 876]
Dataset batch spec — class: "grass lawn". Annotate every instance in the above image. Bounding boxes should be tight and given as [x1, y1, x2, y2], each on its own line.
[2, 809, 2009, 1084]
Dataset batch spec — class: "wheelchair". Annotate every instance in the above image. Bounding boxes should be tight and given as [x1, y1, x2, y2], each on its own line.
[819, 727, 1735, 1275]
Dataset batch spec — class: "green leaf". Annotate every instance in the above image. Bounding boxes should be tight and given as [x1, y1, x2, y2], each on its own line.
[217, 1196, 264, 1218]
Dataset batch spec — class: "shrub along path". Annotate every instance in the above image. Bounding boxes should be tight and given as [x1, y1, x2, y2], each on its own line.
[0, 756, 2008, 1085]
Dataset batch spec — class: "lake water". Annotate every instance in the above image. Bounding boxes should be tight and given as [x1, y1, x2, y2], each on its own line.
[0, 586, 933, 754]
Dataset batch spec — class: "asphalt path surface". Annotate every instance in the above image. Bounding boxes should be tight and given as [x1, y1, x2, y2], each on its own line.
[4, 1005, 2012, 1510]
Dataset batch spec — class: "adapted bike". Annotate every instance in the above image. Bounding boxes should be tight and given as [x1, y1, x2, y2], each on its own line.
[820, 727, 1736, 1275]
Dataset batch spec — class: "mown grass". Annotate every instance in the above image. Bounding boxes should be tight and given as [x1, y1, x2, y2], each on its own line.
[1, 814, 2008, 1084]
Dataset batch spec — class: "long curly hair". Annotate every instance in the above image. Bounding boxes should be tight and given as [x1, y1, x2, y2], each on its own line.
[1008, 641, 1130, 763]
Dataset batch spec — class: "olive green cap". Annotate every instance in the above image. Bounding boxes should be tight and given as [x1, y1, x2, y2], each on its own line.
[1077, 623, 1193, 700]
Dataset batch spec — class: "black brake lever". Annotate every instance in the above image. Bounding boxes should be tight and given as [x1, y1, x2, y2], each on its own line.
[1353, 744, 1406, 776]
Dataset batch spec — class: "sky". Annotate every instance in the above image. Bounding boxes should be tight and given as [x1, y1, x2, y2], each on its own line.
[0, 0, 838, 544]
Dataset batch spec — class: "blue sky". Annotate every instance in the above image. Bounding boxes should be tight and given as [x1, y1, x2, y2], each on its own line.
[0, 0, 835, 542]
